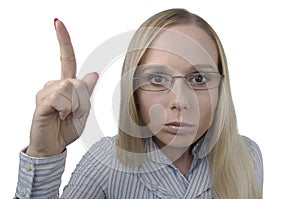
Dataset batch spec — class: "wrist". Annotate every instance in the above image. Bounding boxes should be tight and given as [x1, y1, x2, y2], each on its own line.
[26, 145, 65, 157]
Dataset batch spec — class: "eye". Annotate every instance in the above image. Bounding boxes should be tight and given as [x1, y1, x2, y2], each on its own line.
[189, 72, 208, 85]
[148, 73, 169, 85]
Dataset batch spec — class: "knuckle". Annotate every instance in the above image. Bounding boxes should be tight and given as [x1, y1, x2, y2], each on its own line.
[49, 92, 60, 101]
[35, 98, 41, 106]
[36, 89, 43, 100]
[35, 88, 47, 105]
[35, 93, 42, 106]
[60, 54, 76, 63]
[43, 92, 61, 107]
[58, 80, 73, 92]
[43, 80, 57, 88]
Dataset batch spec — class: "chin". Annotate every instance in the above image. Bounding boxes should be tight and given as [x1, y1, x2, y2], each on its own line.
[154, 133, 198, 149]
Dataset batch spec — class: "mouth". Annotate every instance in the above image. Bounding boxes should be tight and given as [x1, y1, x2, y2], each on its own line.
[163, 121, 195, 134]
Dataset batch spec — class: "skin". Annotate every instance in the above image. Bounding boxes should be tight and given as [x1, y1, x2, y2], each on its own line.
[26, 20, 98, 157]
[136, 24, 219, 175]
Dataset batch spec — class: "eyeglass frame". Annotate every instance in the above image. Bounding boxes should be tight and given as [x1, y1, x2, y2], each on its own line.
[133, 71, 224, 92]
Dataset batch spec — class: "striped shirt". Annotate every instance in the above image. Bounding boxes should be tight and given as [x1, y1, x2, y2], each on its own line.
[15, 136, 263, 198]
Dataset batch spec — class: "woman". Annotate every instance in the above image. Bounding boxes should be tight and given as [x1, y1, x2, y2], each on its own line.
[15, 8, 263, 198]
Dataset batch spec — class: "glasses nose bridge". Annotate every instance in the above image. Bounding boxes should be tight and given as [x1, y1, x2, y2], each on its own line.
[170, 75, 190, 90]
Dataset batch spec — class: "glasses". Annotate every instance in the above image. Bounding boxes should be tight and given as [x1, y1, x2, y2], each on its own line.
[134, 71, 223, 92]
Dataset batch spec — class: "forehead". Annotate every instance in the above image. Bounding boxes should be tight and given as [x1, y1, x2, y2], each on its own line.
[139, 24, 218, 72]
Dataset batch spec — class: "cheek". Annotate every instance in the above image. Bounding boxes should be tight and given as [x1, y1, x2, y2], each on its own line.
[196, 89, 219, 125]
[136, 91, 168, 125]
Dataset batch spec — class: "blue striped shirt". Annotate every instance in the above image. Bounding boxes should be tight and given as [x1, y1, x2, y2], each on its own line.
[15, 136, 263, 198]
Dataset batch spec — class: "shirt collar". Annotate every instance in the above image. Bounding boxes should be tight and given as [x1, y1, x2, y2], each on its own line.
[143, 135, 207, 165]
[191, 135, 206, 160]
[143, 137, 172, 165]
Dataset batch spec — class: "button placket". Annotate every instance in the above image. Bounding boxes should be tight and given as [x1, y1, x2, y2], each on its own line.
[20, 187, 27, 196]
[23, 162, 31, 172]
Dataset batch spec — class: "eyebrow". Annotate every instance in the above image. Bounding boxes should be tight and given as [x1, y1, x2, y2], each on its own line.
[137, 64, 218, 74]
[192, 64, 218, 72]
[138, 64, 170, 73]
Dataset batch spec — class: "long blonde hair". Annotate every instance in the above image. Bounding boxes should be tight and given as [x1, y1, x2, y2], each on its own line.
[116, 8, 262, 199]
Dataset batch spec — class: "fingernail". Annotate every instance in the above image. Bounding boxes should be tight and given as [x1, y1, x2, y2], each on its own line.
[54, 18, 58, 30]
[59, 112, 66, 120]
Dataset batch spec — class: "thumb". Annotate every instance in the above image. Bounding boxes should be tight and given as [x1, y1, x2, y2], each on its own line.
[82, 72, 99, 96]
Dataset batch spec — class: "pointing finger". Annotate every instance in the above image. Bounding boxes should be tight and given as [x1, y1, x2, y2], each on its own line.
[55, 19, 76, 79]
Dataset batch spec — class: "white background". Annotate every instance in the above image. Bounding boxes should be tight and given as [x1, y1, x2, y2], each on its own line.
[1, 0, 299, 198]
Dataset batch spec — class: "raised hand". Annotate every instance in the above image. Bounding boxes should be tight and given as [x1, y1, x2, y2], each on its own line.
[26, 19, 98, 157]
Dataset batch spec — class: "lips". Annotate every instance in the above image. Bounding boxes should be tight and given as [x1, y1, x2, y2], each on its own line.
[163, 121, 195, 134]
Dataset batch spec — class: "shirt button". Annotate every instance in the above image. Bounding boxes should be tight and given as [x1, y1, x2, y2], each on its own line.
[20, 187, 27, 196]
[23, 162, 31, 172]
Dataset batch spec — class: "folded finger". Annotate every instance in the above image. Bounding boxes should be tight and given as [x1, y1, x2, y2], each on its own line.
[37, 80, 73, 106]
[36, 91, 72, 120]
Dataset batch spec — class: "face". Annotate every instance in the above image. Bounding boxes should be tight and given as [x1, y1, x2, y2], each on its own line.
[136, 24, 220, 149]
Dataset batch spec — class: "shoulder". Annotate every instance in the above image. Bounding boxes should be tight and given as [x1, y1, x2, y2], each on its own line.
[89, 136, 116, 153]
[85, 136, 116, 165]
[242, 136, 262, 158]
[241, 136, 264, 188]
[242, 136, 263, 165]
[75, 136, 117, 178]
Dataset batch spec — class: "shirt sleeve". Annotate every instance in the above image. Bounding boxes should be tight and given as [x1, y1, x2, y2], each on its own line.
[15, 137, 113, 199]
[243, 136, 264, 189]
[15, 148, 67, 199]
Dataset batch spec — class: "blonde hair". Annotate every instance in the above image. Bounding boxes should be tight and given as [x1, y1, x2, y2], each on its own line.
[116, 8, 262, 199]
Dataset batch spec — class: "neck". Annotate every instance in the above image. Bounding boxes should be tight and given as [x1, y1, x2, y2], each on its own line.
[153, 137, 194, 175]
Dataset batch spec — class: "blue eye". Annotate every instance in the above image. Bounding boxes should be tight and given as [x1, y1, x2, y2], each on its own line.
[148, 73, 170, 85]
[150, 75, 163, 84]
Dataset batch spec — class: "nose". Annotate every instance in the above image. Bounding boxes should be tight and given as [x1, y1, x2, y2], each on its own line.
[169, 78, 191, 111]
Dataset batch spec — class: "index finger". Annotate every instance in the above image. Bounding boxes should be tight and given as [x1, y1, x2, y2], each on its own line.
[55, 19, 76, 79]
